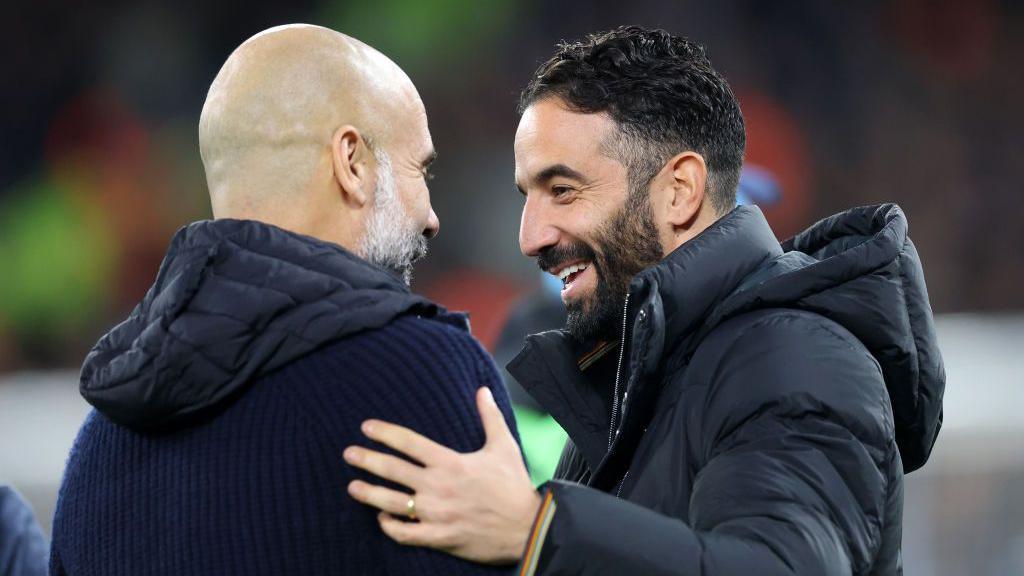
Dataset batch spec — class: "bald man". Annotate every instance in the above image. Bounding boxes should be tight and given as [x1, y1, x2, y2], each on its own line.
[50, 25, 520, 576]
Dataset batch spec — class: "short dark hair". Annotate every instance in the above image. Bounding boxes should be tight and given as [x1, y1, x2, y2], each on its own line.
[519, 26, 745, 214]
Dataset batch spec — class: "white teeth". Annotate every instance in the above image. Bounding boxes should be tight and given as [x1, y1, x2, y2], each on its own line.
[555, 262, 589, 282]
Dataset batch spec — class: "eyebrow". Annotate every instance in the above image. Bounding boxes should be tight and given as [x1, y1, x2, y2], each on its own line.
[515, 163, 589, 196]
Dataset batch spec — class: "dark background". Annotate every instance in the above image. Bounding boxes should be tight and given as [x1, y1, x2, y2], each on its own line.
[1, 0, 1021, 370]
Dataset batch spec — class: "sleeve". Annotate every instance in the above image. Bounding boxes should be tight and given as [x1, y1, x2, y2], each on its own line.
[517, 314, 895, 576]
[286, 315, 519, 576]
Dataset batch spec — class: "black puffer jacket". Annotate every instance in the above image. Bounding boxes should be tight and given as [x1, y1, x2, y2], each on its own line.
[509, 204, 944, 575]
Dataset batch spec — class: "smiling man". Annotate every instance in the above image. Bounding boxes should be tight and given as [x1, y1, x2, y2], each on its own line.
[345, 26, 945, 575]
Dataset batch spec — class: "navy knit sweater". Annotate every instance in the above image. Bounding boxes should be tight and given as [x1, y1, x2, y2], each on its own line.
[50, 220, 518, 575]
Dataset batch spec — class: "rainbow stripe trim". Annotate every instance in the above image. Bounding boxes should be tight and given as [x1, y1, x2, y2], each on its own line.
[578, 340, 618, 371]
[518, 490, 557, 576]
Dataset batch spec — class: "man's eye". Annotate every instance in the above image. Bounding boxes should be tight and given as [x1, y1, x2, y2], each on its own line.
[552, 185, 573, 196]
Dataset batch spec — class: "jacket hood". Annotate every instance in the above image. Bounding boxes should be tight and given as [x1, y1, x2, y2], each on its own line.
[80, 219, 442, 432]
[637, 203, 944, 472]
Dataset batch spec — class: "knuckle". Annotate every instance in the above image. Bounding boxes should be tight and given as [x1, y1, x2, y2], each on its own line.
[359, 486, 378, 505]
[361, 451, 379, 470]
[373, 423, 393, 441]
[393, 528, 412, 544]
[393, 436, 412, 455]
[383, 521, 408, 542]
[376, 488, 398, 509]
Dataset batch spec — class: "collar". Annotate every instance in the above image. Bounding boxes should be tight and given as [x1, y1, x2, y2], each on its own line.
[508, 206, 783, 474]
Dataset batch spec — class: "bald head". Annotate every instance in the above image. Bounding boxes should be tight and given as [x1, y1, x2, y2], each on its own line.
[199, 24, 434, 252]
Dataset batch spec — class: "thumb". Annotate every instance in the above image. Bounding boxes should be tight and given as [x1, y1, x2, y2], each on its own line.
[477, 387, 513, 448]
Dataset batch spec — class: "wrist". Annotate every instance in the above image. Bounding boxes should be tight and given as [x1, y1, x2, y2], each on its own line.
[507, 489, 544, 562]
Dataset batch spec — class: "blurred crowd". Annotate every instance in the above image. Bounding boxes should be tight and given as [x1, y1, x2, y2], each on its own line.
[2, 0, 1021, 372]
[3, 4, 1023, 574]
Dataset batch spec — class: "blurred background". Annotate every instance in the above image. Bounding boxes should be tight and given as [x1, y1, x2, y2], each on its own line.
[1, 0, 1022, 574]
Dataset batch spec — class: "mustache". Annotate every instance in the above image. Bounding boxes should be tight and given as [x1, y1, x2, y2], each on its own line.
[536, 241, 598, 274]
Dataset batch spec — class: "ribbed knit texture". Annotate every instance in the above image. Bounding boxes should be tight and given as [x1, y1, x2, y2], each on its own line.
[50, 315, 517, 575]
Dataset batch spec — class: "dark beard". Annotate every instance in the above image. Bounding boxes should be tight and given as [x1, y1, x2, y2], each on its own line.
[537, 188, 663, 343]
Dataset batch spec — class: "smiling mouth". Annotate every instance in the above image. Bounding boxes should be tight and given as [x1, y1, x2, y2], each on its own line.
[551, 261, 592, 288]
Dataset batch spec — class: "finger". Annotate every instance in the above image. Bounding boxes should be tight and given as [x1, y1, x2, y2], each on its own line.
[343, 446, 425, 489]
[361, 420, 453, 465]
[347, 480, 414, 517]
[477, 387, 513, 447]
[379, 512, 440, 548]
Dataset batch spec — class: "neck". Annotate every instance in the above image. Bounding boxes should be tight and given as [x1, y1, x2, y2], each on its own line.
[664, 206, 722, 255]
[212, 197, 362, 253]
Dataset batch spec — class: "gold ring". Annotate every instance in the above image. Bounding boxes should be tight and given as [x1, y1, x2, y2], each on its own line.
[406, 496, 417, 520]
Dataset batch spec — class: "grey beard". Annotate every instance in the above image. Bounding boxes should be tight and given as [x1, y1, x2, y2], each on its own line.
[358, 147, 427, 286]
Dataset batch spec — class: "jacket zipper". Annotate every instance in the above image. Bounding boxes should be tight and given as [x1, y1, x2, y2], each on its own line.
[615, 470, 630, 497]
[607, 292, 631, 449]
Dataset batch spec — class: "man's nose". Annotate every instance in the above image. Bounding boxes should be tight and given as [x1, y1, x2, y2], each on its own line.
[519, 194, 559, 257]
[424, 207, 440, 239]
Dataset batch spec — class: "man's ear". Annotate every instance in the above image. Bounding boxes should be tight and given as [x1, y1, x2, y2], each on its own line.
[662, 151, 707, 231]
[330, 125, 371, 207]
